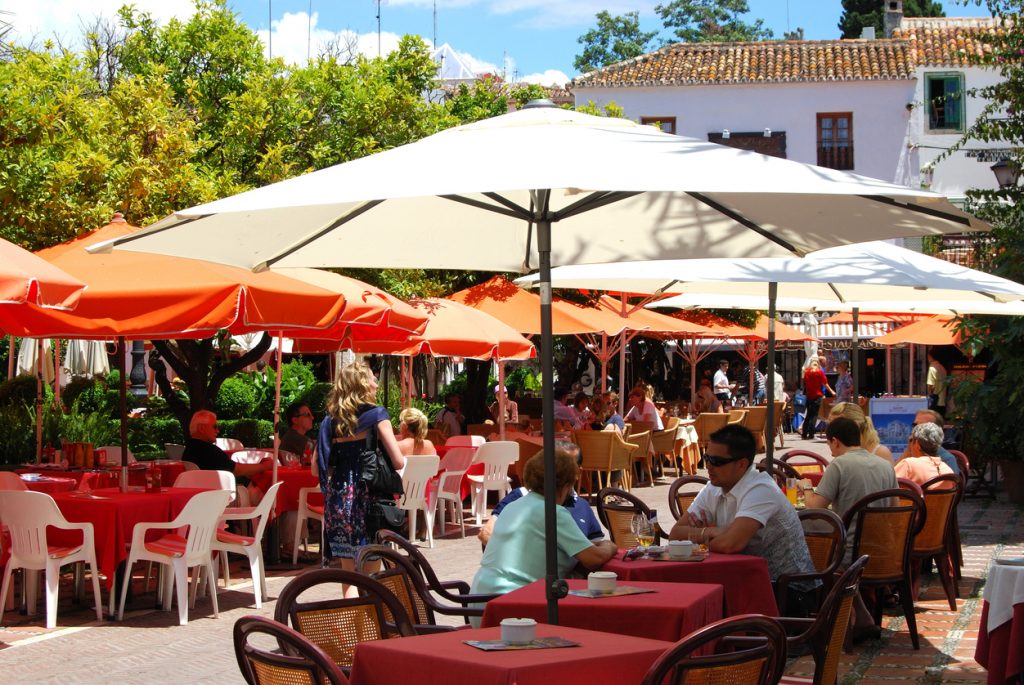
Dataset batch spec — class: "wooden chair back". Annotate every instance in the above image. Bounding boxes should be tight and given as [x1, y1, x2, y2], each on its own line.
[596, 487, 658, 548]
[693, 413, 729, 452]
[234, 615, 350, 685]
[843, 488, 923, 583]
[727, 409, 747, 425]
[774, 508, 846, 615]
[667, 476, 709, 521]
[779, 449, 830, 476]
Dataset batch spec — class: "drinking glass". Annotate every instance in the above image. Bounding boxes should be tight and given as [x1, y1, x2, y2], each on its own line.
[631, 514, 655, 549]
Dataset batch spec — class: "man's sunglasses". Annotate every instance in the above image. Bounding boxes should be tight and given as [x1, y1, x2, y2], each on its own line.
[704, 455, 742, 467]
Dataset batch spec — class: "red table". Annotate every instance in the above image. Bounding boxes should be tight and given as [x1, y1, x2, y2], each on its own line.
[21, 475, 77, 494]
[252, 466, 319, 512]
[349, 624, 671, 685]
[481, 579, 723, 642]
[50, 487, 208, 589]
[19, 467, 120, 490]
[127, 462, 187, 488]
[602, 549, 779, 617]
[975, 563, 1024, 685]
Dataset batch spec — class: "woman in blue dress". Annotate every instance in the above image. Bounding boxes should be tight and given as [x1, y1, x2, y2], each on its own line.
[316, 363, 406, 571]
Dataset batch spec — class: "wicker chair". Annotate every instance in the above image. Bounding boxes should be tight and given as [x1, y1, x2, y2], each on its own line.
[640, 614, 787, 685]
[741, 405, 769, 453]
[374, 530, 497, 614]
[911, 474, 962, 610]
[779, 450, 831, 478]
[234, 615, 350, 685]
[596, 487, 661, 548]
[574, 430, 638, 496]
[756, 461, 801, 489]
[727, 409, 747, 426]
[355, 544, 491, 630]
[777, 555, 869, 685]
[693, 413, 729, 458]
[274, 569, 416, 673]
[650, 416, 680, 476]
[842, 488, 925, 649]
[775, 509, 847, 616]
[667, 475, 709, 521]
[512, 439, 542, 486]
[630, 430, 655, 487]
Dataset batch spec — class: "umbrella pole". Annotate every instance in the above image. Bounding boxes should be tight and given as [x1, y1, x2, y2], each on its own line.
[886, 346, 893, 395]
[266, 331, 284, 566]
[6, 337, 13, 379]
[909, 344, 915, 395]
[53, 339, 61, 409]
[537, 216, 563, 624]
[601, 334, 608, 394]
[765, 283, 777, 470]
[498, 360, 506, 440]
[35, 341, 43, 464]
[618, 297, 627, 416]
[117, 337, 129, 491]
[851, 308, 860, 403]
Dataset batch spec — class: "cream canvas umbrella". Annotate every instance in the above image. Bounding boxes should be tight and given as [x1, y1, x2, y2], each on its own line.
[96, 102, 985, 622]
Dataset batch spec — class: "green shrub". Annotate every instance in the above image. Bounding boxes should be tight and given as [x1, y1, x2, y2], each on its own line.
[73, 377, 119, 416]
[128, 416, 186, 454]
[61, 375, 98, 410]
[60, 402, 120, 445]
[214, 375, 258, 420]
[296, 381, 332, 417]
[219, 418, 274, 448]
[0, 403, 36, 465]
[0, 374, 53, 407]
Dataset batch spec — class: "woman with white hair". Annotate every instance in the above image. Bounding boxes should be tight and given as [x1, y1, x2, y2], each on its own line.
[895, 422, 955, 488]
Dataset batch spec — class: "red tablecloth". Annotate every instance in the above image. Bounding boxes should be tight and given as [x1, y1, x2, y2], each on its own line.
[481, 579, 723, 642]
[349, 624, 671, 685]
[127, 462, 187, 488]
[976, 600, 1024, 684]
[22, 476, 77, 494]
[252, 467, 319, 512]
[50, 487, 208, 589]
[436, 445, 482, 501]
[18, 467, 121, 490]
[602, 550, 779, 617]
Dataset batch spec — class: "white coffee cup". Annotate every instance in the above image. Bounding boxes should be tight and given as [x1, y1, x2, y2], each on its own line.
[668, 539, 694, 559]
[500, 617, 537, 644]
[588, 571, 618, 593]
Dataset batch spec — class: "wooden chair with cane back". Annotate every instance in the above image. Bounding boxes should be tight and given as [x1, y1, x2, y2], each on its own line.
[775, 509, 846, 616]
[640, 615, 787, 685]
[629, 430, 655, 487]
[779, 450, 831, 479]
[574, 429, 638, 496]
[650, 416, 680, 476]
[667, 475, 709, 522]
[596, 487, 661, 549]
[274, 569, 416, 674]
[693, 413, 729, 458]
[842, 489, 926, 649]
[234, 615, 351, 685]
[756, 461, 801, 490]
[911, 474, 962, 610]
[740, 405, 769, 453]
[727, 409, 747, 426]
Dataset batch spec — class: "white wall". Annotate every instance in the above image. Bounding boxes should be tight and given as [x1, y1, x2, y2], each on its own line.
[575, 80, 916, 184]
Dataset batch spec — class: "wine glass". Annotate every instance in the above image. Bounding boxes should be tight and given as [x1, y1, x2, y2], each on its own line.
[631, 513, 655, 550]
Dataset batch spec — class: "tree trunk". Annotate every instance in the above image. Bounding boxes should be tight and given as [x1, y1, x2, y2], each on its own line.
[463, 359, 490, 424]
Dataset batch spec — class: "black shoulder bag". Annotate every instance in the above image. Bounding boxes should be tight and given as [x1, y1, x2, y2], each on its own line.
[358, 417, 404, 498]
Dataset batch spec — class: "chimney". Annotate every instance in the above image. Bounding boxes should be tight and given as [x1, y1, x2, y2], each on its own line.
[860, 26, 876, 40]
[883, 0, 903, 38]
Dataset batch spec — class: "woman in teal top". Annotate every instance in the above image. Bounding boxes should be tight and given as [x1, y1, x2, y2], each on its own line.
[470, 449, 618, 598]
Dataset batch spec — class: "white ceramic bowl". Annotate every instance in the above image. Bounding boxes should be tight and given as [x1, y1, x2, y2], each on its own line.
[588, 571, 618, 593]
[668, 540, 694, 559]
[500, 617, 537, 644]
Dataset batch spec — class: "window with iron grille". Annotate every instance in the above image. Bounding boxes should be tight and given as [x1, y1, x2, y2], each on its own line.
[817, 113, 853, 170]
[926, 73, 964, 132]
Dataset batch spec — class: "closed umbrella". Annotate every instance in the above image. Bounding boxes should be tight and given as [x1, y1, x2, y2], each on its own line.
[97, 102, 985, 622]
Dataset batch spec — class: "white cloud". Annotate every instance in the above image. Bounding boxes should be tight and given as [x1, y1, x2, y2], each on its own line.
[1, 0, 196, 46]
[488, 0, 660, 28]
[519, 69, 569, 87]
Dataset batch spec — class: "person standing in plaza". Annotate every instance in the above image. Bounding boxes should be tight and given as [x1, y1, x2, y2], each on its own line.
[713, 359, 733, 408]
[835, 360, 854, 403]
[801, 358, 834, 440]
[927, 352, 948, 416]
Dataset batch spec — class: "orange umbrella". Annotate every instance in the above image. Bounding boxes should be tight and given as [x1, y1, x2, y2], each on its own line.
[6, 214, 349, 340]
[0, 237, 85, 312]
[873, 316, 962, 347]
[821, 311, 928, 325]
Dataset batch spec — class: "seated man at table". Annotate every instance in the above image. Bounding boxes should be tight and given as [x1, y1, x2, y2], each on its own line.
[470, 450, 618, 616]
[552, 387, 584, 429]
[668, 424, 818, 616]
[279, 401, 315, 460]
[183, 410, 273, 493]
[478, 442, 604, 548]
[435, 393, 465, 437]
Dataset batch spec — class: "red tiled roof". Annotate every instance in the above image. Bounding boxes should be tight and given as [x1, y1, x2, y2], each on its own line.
[575, 16, 1004, 88]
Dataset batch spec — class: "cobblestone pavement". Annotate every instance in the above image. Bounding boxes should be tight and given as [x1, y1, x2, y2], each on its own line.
[1, 435, 1019, 684]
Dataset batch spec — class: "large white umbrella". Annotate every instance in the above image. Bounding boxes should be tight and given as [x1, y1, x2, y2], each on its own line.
[95, 102, 985, 622]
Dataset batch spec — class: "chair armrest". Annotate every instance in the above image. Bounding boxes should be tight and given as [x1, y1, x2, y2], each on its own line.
[438, 579, 471, 595]
[129, 520, 186, 548]
[411, 623, 460, 635]
[220, 507, 260, 522]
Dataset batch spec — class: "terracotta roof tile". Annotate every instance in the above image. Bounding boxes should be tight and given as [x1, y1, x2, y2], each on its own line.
[574, 17, 1006, 88]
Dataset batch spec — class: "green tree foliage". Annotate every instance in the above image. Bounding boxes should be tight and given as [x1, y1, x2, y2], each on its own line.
[655, 0, 774, 43]
[838, 0, 944, 39]
[783, 27, 806, 41]
[574, 11, 659, 73]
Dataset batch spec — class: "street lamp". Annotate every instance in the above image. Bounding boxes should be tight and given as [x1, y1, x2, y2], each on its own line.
[991, 158, 1020, 188]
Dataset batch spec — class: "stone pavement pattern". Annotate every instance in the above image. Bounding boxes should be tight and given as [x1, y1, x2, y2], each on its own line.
[1, 435, 1020, 684]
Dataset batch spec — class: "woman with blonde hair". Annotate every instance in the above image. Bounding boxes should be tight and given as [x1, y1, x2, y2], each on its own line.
[397, 407, 436, 456]
[828, 401, 893, 461]
[316, 363, 406, 570]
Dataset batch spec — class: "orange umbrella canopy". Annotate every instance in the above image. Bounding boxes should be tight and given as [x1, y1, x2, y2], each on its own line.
[340, 298, 536, 360]
[873, 316, 963, 346]
[0, 237, 85, 311]
[670, 311, 812, 342]
[448, 276, 628, 335]
[820, 311, 927, 325]
[6, 215, 349, 339]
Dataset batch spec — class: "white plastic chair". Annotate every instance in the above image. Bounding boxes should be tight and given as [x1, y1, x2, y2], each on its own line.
[212, 481, 282, 609]
[173, 469, 238, 503]
[433, 447, 475, 538]
[0, 472, 28, 490]
[231, 449, 273, 464]
[164, 443, 185, 460]
[97, 445, 136, 465]
[292, 486, 324, 564]
[444, 435, 485, 448]
[181, 461, 200, 471]
[215, 437, 244, 451]
[117, 490, 231, 625]
[0, 490, 103, 628]
[468, 441, 518, 525]
[399, 455, 440, 548]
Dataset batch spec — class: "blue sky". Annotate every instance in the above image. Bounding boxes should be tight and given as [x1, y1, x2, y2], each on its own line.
[5, 1, 994, 85]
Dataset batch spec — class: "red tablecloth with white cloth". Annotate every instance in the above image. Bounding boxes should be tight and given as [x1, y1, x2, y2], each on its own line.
[349, 624, 671, 685]
[50, 487, 208, 589]
[481, 578, 723, 642]
[602, 549, 779, 617]
[975, 562, 1024, 685]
